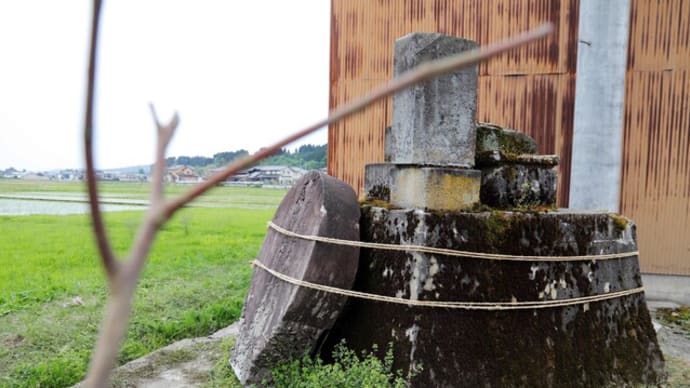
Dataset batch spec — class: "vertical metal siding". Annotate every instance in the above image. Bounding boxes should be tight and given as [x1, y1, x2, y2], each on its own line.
[620, 0, 690, 275]
[330, 0, 690, 275]
[329, 0, 579, 204]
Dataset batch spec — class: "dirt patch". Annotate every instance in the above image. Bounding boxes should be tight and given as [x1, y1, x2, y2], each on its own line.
[666, 356, 690, 388]
[72, 324, 238, 388]
[110, 341, 219, 388]
[1, 333, 24, 348]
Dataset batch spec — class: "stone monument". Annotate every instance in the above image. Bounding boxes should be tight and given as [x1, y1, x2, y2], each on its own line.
[230, 171, 361, 385]
[232, 32, 665, 387]
[365, 33, 481, 211]
[321, 33, 665, 387]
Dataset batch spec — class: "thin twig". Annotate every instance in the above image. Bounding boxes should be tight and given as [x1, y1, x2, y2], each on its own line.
[83, 0, 117, 278]
[148, 103, 179, 204]
[126, 106, 180, 273]
[160, 22, 555, 221]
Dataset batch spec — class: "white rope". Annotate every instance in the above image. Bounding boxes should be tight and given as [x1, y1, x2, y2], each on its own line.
[252, 260, 645, 311]
[268, 222, 639, 262]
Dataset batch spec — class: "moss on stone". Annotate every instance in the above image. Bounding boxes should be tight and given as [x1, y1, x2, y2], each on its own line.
[360, 199, 395, 210]
[470, 202, 494, 212]
[609, 213, 629, 233]
[484, 211, 513, 246]
[367, 184, 390, 202]
[476, 124, 538, 156]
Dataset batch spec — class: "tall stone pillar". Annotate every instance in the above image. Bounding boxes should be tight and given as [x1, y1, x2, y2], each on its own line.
[365, 33, 481, 211]
[390, 33, 478, 166]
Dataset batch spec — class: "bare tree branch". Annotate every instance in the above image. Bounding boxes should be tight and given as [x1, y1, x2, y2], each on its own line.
[85, 104, 179, 386]
[160, 22, 555, 221]
[148, 103, 179, 204]
[83, 0, 118, 278]
[82, 4, 554, 384]
[84, 273, 137, 387]
[126, 105, 180, 273]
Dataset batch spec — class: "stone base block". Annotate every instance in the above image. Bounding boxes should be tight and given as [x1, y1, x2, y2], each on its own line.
[364, 163, 394, 202]
[322, 208, 665, 387]
[364, 163, 480, 211]
[480, 163, 557, 209]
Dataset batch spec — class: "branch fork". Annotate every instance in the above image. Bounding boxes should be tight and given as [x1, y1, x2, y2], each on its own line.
[81, 1, 553, 385]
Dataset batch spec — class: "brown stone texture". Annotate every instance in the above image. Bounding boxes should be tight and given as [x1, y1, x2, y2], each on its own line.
[231, 171, 361, 384]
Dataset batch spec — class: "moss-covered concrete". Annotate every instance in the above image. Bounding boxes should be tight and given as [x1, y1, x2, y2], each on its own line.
[476, 123, 538, 156]
[475, 150, 560, 167]
[364, 163, 481, 211]
[480, 163, 558, 209]
[392, 166, 480, 211]
[322, 207, 665, 387]
[610, 213, 630, 233]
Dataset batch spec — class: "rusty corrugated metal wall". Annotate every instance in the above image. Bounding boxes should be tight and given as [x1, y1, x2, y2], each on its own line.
[620, 0, 690, 275]
[329, 0, 690, 275]
[328, 0, 579, 206]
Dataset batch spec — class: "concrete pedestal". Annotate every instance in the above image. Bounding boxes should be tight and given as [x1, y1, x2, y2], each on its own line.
[364, 163, 480, 211]
[322, 207, 665, 387]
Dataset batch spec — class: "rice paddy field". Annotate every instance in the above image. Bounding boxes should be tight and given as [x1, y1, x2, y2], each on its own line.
[0, 179, 286, 387]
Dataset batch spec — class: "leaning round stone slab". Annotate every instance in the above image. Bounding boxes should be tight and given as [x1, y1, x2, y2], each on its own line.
[230, 171, 360, 385]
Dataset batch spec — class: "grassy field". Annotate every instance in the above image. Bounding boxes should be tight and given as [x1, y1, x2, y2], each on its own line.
[0, 180, 284, 209]
[0, 180, 285, 387]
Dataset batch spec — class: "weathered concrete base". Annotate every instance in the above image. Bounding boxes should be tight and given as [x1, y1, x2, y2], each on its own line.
[364, 163, 480, 210]
[322, 207, 665, 387]
[364, 163, 394, 202]
[231, 171, 360, 384]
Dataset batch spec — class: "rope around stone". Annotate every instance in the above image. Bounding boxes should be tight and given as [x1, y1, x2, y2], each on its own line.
[268, 221, 639, 262]
[252, 260, 645, 310]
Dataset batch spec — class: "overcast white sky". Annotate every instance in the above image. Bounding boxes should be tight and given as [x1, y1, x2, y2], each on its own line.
[0, 1, 330, 171]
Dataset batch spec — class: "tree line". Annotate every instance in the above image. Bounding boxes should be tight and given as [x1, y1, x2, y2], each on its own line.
[164, 144, 327, 170]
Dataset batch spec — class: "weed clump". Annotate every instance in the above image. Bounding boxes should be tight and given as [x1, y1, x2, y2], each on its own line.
[656, 306, 690, 335]
[270, 341, 418, 388]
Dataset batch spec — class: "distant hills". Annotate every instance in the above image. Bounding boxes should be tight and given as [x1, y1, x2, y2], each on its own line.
[2, 144, 327, 176]
[164, 144, 327, 171]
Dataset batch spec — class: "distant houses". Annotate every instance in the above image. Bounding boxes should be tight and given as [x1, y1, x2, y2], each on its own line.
[211, 165, 308, 187]
[2, 167, 22, 179]
[2, 164, 311, 187]
[2, 168, 85, 181]
[57, 169, 84, 181]
[117, 174, 147, 183]
[21, 172, 50, 181]
[165, 165, 202, 184]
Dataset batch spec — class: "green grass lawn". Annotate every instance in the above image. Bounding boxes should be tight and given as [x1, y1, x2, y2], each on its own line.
[0, 181, 284, 387]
